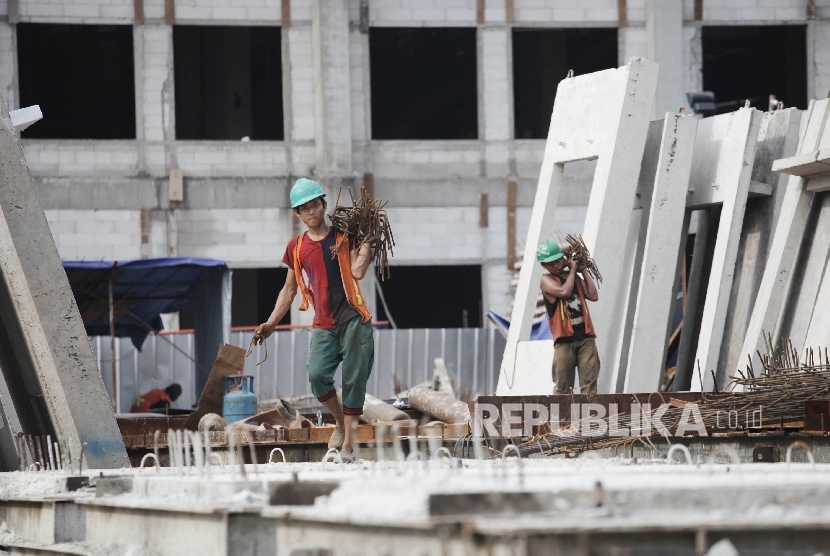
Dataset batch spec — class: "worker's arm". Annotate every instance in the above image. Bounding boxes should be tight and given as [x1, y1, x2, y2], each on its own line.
[580, 270, 598, 302]
[255, 269, 299, 339]
[350, 242, 373, 280]
[540, 263, 576, 301]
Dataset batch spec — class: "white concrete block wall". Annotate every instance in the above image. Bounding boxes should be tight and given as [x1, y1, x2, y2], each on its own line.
[481, 28, 512, 142]
[18, 0, 133, 24]
[287, 27, 315, 143]
[684, 24, 703, 95]
[0, 23, 16, 112]
[175, 143, 288, 177]
[174, 0, 282, 23]
[23, 141, 139, 176]
[620, 26, 647, 66]
[370, 0, 477, 26]
[45, 210, 142, 260]
[813, 21, 830, 100]
[702, 0, 809, 23]
[290, 0, 312, 22]
[349, 30, 369, 145]
[140, 26, 170, 144]
[387, 205, 585, 264]
[372, 141, 482, 179]
[513, 0, 618, 24]
[177, 208, 292, 265]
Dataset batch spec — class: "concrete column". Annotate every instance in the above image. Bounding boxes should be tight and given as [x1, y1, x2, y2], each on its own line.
[646, 0, 685, 116]
[480, 27, 512, 176]
[0, 23, 17, 112]
[311, 0, 353, 184]
[0, 94, 128, 468]
[137, 25, 175, 176]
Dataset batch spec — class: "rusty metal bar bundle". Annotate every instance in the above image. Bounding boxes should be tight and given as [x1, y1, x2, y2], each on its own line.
[327, 187, 395, 280]
[515, 338, 830, 458]
[559, 233, 603, 284]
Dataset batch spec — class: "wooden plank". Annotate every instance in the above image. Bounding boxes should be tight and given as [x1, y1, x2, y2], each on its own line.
[281, 0, 291, 26]
[618, 0, 627, 27]
[164, 0, 175, 25]
[363, 172, 374, 200]
[477, 0, 485, 23]
[505, 0, 515, 23]
[183, 344, 246, 430]
[134, 0, 144, 24]
[694, 0, 703, 20]
[479, 193, 489, 228]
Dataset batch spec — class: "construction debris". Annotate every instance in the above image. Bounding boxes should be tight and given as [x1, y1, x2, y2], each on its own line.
[517, 338, 830, 458]
[327, 187, 395, 280]
[408, 386, 471, 424]
[559, 233, 603, 283]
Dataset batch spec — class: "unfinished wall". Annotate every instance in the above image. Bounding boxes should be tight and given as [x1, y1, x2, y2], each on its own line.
[1, 0, 827, 337]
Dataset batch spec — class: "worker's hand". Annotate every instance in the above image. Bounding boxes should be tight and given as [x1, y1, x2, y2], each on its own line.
[568, 262, 577, 274]
[577, 260, 587, 272]
[253, 322, 275, 344]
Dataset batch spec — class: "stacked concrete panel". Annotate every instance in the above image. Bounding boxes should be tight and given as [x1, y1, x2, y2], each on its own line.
[498, 54, 830, 394]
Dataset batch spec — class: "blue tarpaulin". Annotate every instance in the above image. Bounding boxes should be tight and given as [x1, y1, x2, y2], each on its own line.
[486, 310, 552, 341]
[64, 258, 229, 351]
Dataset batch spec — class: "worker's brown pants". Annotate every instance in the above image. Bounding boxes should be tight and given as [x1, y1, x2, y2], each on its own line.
[552, 337, 600, 394]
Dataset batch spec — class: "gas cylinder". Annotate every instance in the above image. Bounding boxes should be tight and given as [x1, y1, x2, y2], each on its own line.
[222, 375, 257, 423]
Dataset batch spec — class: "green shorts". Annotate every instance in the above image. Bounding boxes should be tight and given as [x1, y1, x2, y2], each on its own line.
[308, 316, 374, 415]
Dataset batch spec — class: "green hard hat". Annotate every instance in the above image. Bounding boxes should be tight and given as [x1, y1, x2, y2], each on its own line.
[290, 178, 326, 208]
[536, 240, 564, 263]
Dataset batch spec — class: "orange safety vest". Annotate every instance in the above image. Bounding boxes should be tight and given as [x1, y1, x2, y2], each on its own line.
[546, 277, 596, 343]
[292, 231, 372, 324]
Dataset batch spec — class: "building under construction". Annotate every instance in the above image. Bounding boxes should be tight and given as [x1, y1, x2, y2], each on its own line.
[2, 0, 830, 555]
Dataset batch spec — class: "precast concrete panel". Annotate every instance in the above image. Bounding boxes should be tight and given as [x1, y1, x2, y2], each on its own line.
[0, 94, 128, 468]
[624, 113, 698, 393]
[738, 100, 830, 390]
[716, 108, 802, 386]
[688, 107, 762, 392]
[496, 59, 658, 396]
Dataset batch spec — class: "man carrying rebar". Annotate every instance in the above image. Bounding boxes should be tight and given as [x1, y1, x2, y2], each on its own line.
[537, 240, 600, 394]
[254, 178, 373, 462]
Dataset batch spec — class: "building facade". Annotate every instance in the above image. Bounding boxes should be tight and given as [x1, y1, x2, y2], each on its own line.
[0, 0, 827, 327]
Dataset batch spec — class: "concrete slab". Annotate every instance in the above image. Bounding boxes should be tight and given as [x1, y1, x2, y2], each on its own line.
[689, 107, 762, 391]
[0, 93, 128, 468]
[496, 59, 658, 396]
[624, 113, 698, 393]
[717, 108, 802, 386]
[738, 100, 830, 388]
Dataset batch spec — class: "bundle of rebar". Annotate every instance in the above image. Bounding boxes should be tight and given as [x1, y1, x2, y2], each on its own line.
[328, 187, 395, 280]
[559, 234, 602, 284]
[513, 337, 830, 458]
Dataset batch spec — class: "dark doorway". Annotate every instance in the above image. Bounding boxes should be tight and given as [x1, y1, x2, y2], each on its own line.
[17, 23, 136, 139]
[512, 28, 618, 139]
[370, 27, 478, 140]
[180, 267, 288, 329]
[231, 268, 289, 327]
[375, 265, 482, 329]
[174, 26, 284, 140]
[702, 25, 807, 114]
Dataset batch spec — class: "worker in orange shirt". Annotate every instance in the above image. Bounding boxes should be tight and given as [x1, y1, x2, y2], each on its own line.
[130, 383, 182, 413]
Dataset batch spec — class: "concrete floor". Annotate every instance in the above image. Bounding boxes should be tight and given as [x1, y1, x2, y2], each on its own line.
[2, 447, 830, 556]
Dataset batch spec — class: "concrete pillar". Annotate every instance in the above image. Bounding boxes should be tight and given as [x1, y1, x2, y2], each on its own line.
[646, 0, 684, 117]
[716, 109, 801, 384]
[690, 108, 762, 392]
[0, 23, 17, 112]
[624, 113, 698, 393]
[311, 0, 353, 184]
[738, 100, 829, 386]
[480, 27, 513, 176]
[0, 94, 128, 469]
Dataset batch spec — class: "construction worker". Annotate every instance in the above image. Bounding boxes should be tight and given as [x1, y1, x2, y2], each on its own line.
[130, 383, 182, 413]
[254, 178, 373, 462]
[537, 240, 600, 394]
